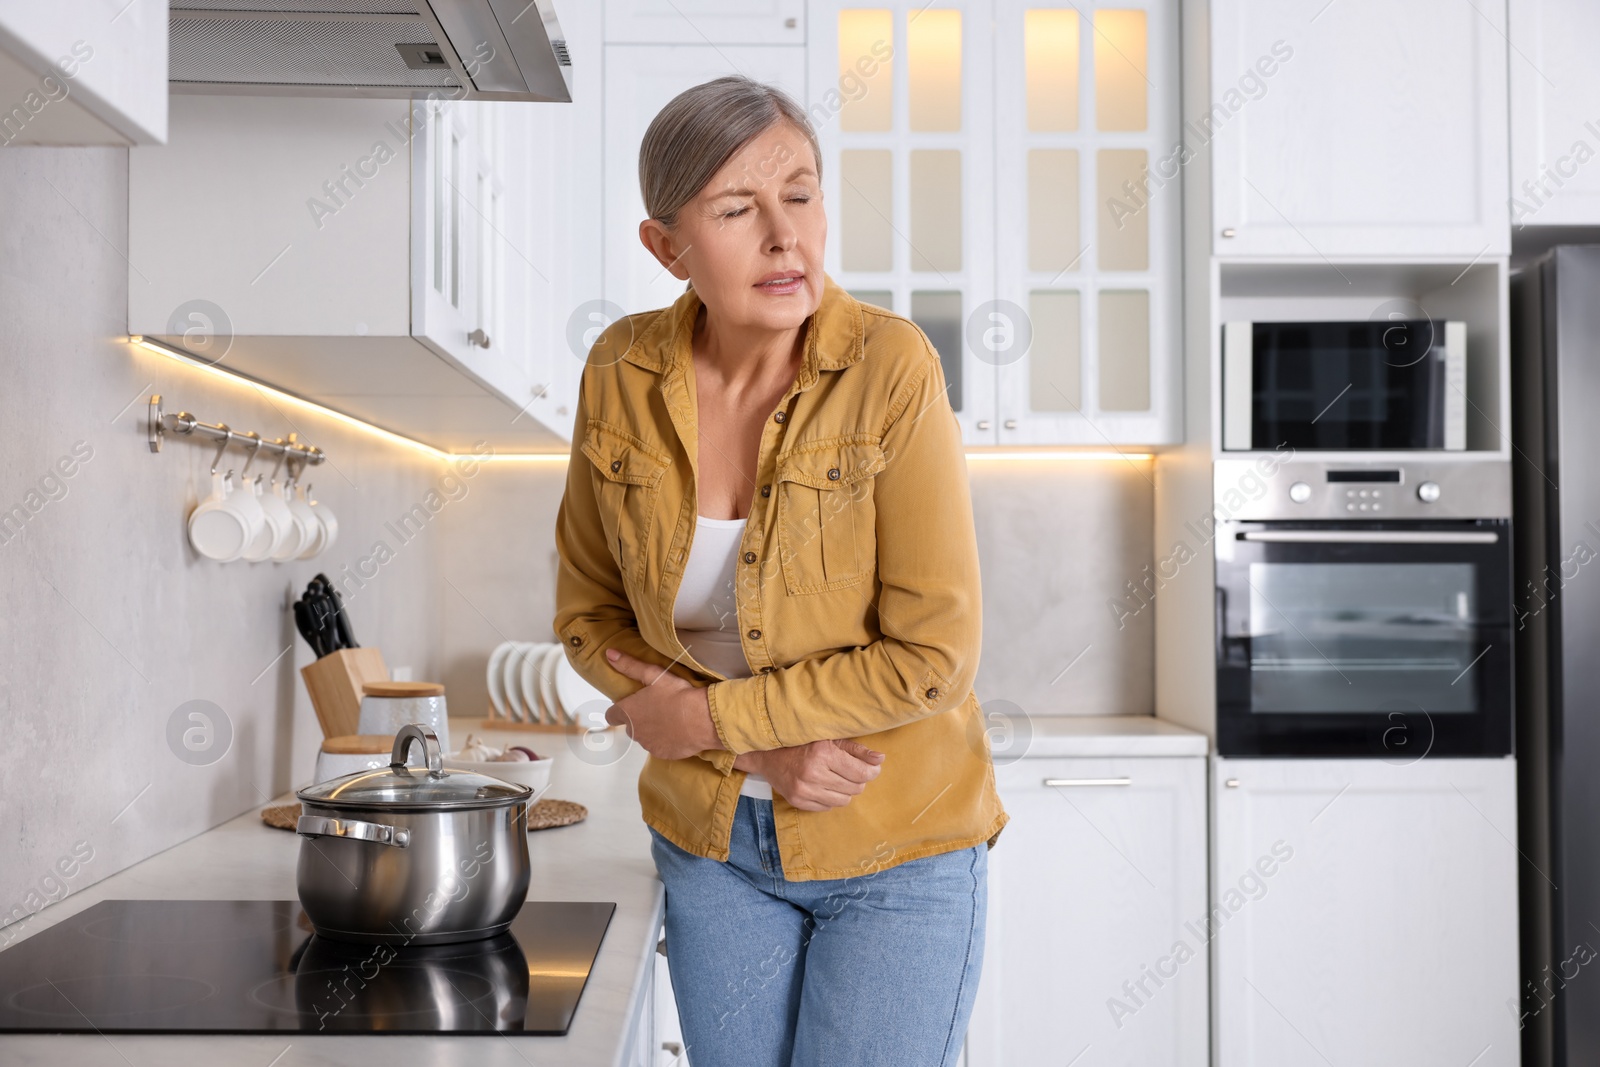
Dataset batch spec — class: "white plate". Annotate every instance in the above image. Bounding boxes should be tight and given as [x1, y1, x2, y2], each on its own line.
[502, 642, 533, 722]
[536, 645, 564, 724]
[486, 642, 514, 720]
[520, 641, 552, 724]
[554, 648, 607, 727]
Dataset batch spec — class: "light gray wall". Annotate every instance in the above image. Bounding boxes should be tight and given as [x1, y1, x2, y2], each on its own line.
[436, 462, 1156, 724]
[0, 148, 451, 939]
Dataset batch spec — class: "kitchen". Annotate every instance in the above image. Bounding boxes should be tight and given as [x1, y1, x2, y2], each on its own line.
[0, 0, 1592, 1064]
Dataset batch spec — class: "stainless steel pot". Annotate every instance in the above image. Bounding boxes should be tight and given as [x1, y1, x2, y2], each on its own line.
[295, 723, 532, 945]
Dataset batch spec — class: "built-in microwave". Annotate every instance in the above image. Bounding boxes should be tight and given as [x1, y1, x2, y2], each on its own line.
[1212, 460, 1512, 757]
[1222, 319, 1467, 451]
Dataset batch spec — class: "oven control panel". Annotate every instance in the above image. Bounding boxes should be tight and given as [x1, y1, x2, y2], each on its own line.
[1214, 459, 1510, 520]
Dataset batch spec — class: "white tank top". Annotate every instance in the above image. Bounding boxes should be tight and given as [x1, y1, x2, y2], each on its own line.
[673, 515, 772, 800]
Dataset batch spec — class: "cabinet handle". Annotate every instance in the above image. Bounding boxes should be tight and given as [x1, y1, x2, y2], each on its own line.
[1220, 227, 1237, 238]
[1003, 418, 1018, 430]
[1043, 776, 1131, 787]
[469, 328, 491, 349]
[976, 419, 991, 431]
[1225, 778, 1240, 788]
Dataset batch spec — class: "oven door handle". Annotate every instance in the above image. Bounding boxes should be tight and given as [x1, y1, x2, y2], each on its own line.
[1238, 531, 1499, 544]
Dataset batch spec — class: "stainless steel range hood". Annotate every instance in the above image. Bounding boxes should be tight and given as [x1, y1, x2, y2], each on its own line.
[169, 1, 572, 102]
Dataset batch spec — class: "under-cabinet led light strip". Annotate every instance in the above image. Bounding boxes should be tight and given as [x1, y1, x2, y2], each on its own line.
[128, 335, 1154, 463]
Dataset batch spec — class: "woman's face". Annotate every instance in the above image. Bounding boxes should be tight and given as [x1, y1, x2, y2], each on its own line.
[640, 120, 825, 337]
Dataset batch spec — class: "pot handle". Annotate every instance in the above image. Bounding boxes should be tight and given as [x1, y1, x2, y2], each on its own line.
[392, 722, 446, 778]
[296, 814, 411, 848]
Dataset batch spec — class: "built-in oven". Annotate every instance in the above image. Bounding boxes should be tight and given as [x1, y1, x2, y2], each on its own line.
[1212, 460, 1513, 757]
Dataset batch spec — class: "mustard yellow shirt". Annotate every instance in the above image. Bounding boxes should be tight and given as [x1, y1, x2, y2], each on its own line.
[553, 271, 1008, 880]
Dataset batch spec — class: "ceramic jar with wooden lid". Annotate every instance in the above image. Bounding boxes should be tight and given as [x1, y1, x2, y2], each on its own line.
[358, 681, 449, 751]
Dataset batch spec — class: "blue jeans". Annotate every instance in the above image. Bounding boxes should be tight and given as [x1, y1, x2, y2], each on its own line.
[648, 794, 988, 1067]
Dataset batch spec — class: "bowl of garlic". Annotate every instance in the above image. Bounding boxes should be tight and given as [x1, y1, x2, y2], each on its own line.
[443, 733, 554, 799]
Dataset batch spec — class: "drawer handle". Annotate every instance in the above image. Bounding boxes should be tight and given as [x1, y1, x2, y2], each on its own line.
[1043, 776, 1132, 787]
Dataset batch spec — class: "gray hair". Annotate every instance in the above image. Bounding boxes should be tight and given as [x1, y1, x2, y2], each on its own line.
[638, 75, 822, 233]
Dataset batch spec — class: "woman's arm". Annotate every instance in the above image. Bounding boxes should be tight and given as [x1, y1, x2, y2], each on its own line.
[734, 742, 887, 811]
[553, 371, 737, 775]
[707, 344, 982, 753]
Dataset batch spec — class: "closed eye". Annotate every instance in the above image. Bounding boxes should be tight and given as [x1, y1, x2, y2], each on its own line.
[722, 196, 812, 219]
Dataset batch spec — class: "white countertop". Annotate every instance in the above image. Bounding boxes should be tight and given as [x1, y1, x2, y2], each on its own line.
[0, 714, 1205, 1065]
[0, 729, 663, 1067]
[1014, 715, 1210, 757]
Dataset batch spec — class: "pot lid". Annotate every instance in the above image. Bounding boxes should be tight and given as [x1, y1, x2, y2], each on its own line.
[297, 724, 530, 811]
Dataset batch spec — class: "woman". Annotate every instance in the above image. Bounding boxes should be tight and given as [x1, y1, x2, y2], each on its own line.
[553, 75, 1008, 1066]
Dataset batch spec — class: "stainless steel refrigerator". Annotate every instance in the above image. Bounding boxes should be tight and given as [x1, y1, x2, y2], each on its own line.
[1511, 245, 1600, 1066]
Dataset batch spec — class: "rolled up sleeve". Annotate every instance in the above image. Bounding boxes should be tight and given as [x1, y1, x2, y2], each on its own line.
[706, 344, 982, 751]
[553, 370, 737, 775]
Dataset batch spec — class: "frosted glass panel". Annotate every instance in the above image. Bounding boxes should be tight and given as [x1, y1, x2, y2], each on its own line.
[1029, 290, 1081, 412]
[908, 9, 961, 131]
[841, 149, 894, 272]
[1028, 149, 1080, 273]
[840, 10, 894, 132]
[849, 289, 893, 312]
[910, 149, 962, 271]
[1097, 149, 1148, 270]
[1026, 10, 1079, 131]
[1094, 9, 1147, 131]
[912, 290, 963, 412]
[1099, 289, 1150, 411]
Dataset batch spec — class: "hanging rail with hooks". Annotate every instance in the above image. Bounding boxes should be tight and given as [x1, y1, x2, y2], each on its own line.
[146, 394, 328, 469]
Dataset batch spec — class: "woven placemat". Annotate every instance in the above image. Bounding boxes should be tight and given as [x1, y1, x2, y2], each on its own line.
[528, 798, 587, 831]
[261, 799, 587, 832]
[261, 802, 300, 831]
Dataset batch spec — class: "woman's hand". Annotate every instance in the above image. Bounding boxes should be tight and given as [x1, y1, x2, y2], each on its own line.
[603, 648, 724, 759]
[737, 740, 886, 811]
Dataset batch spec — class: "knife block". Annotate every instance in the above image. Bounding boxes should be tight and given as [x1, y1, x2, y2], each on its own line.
[301, 648, 389, 739]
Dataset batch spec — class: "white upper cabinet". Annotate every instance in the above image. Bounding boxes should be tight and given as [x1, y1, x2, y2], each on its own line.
[993, 0, 1181, 445]
[1509, 0, 1600, 226]
[603, 44, 808, 319]
[0, 1, 167, 145]
[807, 3, 998, 442]
[1208, 0, 1510, 258]
[809, 0, 1181, 446]
[129, 95, 567, 451]
[605, 0, 805, 45]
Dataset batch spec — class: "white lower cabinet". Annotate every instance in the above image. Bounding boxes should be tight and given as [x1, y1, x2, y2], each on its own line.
[1211, 756, 1520, 1066]
[967, 756, 1209, 1066]
[654, 944, 685, 1066]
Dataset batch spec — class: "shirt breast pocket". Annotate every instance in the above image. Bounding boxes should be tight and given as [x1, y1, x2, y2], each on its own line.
[775, 437, 887, 595]
[581, 419, 670, 590]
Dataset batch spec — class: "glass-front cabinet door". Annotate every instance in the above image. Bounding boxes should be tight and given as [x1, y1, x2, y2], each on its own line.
[808, 3, 998, 443]
[810, 1, 1180, 446]
[993, 0, 1180, 445]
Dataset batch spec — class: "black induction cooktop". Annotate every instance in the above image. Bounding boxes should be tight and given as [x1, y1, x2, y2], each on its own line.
[0, 899, 615, 1035]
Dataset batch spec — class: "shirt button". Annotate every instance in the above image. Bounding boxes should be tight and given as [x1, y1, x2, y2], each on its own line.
[568, 635, 583, 648]
[748, 629, 762, 641]
[827, 467, 840, 480]
[743, 551, 757, 564]
[925, 687, 939, 700]
[773, 411, 786, 424]
[760, 485, 771, 497]
[761, 665, 775, 674]
[609, 459, 622, 473]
